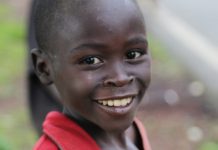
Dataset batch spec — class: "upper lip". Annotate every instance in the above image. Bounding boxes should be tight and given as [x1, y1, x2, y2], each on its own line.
[93, 93, 137, 101]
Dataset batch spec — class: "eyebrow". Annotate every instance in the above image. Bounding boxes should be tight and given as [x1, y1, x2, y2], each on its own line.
[70, 43, 108, 53]
[125, 36, 148, 47]
[70, 36, 148, 53]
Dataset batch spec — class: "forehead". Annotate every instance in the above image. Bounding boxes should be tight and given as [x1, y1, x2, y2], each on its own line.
[54, 0, 145, 52]
[88, 0, 141, 24]
[89, 0, 144, 32]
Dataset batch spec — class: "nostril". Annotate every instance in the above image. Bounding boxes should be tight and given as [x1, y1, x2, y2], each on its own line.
[104, 81, 117, 87]
[129, 76, 134, 83]
[103, 76, 134, 87]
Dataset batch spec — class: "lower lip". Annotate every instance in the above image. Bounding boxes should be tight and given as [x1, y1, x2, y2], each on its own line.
[94, 98, 136, 117]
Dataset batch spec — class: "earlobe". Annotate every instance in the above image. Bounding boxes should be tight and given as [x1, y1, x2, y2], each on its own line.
[31, 48, 53, 85]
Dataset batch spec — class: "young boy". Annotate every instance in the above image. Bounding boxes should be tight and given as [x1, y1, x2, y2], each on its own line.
[32, 0, 151, 149]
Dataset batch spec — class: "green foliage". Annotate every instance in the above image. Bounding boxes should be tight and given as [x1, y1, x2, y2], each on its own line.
[0, 109, 37, 150]
[0, 3, 35, 150]
[0, 21, 26, 83]
[200, 141, 218, 150]
[0, 4, 26, 98]
[0, 136, 12, 150]
[0, 4, 11, 16]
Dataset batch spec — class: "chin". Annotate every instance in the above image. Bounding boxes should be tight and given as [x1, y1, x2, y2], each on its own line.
[98, 112, 136, 133]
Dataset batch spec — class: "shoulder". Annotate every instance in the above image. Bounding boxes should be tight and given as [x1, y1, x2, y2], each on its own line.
[33, 135, 59, 150]
[34, 111, 100, 150]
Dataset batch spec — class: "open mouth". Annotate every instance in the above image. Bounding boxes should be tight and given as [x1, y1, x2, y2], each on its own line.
[94, 96, 135, 116]
[96, 97, 133, 107]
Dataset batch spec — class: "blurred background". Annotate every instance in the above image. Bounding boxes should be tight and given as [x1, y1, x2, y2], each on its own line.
[0, 0, 217, 150]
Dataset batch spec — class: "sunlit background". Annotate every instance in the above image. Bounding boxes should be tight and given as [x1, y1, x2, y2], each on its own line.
[0, 0, 218, 150]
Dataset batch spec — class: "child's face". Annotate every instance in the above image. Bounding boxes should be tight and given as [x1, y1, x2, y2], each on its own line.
[49, 0, 151, 131]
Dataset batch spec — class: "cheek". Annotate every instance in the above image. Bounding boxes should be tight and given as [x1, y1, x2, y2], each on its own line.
[53, 66, 97, 100]
[67, 71, 99, 99]
[143, 63, 151, 87]
[132, 61, 151, 93]
[55, 70, 100, 115]
[142, 57, 151, 79]
[134, 60, 151, 79]
[66, 72, 101, 115]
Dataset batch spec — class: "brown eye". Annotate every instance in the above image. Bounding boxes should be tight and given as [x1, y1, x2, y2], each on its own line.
[126, 51, 142, 59]
[79, 56, 102, 65]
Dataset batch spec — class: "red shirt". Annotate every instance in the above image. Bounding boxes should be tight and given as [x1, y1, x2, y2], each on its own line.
[33, 111, 151, 150]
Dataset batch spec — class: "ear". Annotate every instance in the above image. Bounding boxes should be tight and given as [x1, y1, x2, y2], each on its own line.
[31, 48, 53, 85]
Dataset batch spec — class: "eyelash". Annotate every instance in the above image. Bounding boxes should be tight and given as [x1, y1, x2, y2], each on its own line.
[126, 50, 144, 60]
[78, 49, 146, 65]
[79, 56, 103, 65]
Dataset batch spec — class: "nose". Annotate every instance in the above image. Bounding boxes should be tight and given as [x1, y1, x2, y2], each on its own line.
[103, 63, 134, 87]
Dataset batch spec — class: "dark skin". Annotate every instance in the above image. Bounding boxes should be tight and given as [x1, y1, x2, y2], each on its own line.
[32, 0, 151, 149]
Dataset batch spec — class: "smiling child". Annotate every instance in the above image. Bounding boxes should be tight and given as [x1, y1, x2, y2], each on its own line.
[32, 0, 151, 149]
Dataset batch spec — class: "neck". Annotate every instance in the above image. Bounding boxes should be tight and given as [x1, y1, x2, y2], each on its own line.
[63, 107, 138, 149]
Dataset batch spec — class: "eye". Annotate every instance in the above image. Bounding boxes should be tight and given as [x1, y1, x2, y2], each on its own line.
[79, 56, 102, 65]
[126, 50, 143, 60]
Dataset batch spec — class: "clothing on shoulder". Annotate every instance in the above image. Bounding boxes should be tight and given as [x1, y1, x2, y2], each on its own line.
[34, 111, 151, 150]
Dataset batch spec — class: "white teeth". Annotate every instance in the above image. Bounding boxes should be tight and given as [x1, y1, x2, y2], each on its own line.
[97, 97, 132, 107]
[121, 99, 127, 106]
[114, 100, 121, 107]
[126, 98, 131, 103]
[103, 101, 107, 106]
[108, 100, 114, 106]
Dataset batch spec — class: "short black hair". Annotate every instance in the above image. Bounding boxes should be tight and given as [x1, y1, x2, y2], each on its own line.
[34, 0, 89, 53]
[34, 0, 140, 54]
